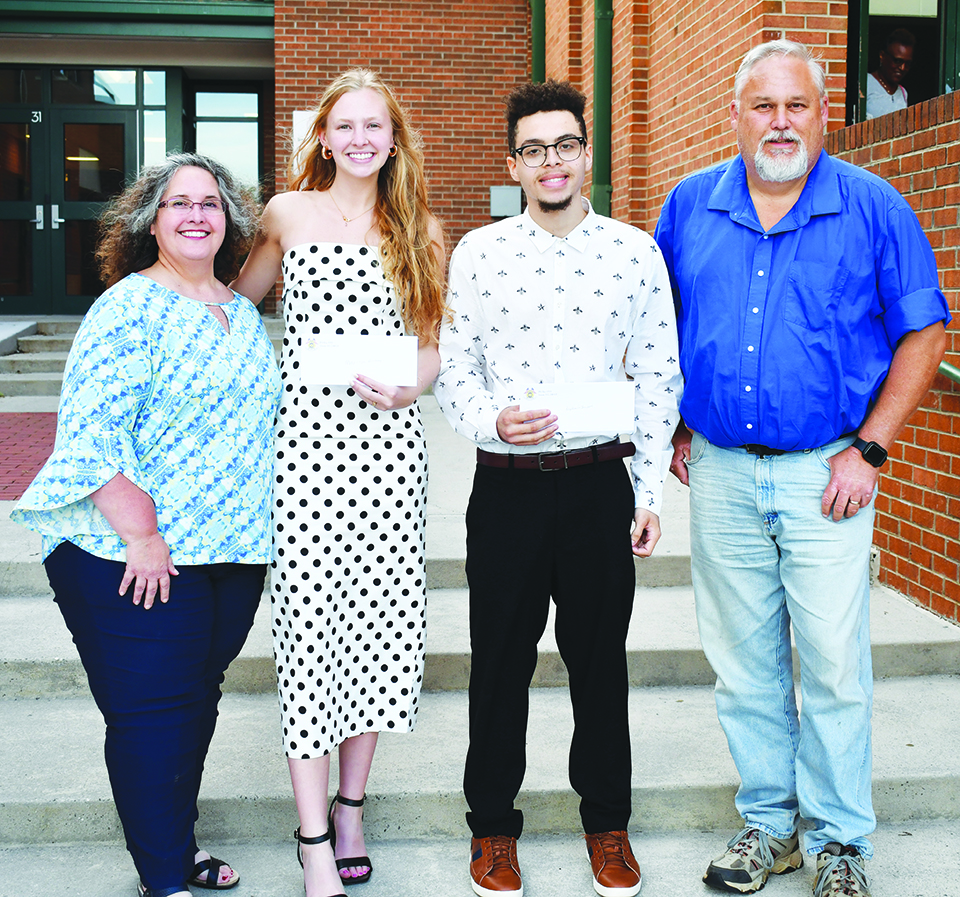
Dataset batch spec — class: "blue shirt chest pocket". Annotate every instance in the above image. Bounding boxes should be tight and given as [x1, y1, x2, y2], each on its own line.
[783, 260, 852, 333]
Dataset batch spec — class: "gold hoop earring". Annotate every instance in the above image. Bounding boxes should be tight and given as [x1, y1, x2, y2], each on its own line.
[388, 145, 398, 157]
[321, 146, 333, 160]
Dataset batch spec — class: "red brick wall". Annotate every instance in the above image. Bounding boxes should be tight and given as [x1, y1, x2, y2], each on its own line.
[826, 98, 960, 621]
[640, 0, 847, 231]
[610, 0, 648, 222]
[544, 0, 848, 230]
[545, 0, 584, 84]
[544, 1, 958, 621]
[273, 0, 530, 252]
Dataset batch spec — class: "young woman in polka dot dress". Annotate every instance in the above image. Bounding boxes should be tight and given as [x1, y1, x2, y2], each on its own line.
[233, 70, 446, 897]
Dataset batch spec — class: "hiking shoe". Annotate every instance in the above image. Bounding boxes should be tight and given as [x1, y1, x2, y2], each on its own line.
[703, 826, 803, 893]
[813, 844, 871, 897]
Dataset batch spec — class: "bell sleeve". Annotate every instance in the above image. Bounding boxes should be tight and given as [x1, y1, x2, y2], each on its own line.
[12, 288, 154, 543]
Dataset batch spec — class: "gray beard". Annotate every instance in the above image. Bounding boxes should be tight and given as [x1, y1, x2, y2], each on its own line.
[537, 195, 573, 213]
[754, 139, 809, 183]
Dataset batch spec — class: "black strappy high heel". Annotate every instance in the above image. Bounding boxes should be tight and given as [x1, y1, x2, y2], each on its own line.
[327, 792, 373, 885]
[294, 827, 347, 897]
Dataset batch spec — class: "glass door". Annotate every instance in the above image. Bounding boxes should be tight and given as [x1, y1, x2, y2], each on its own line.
[49, 108, 136, 314]
[0, 105, 135, 314]
[0, 109, 50, 314]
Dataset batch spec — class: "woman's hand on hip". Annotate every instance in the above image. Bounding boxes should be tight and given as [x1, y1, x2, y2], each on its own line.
[121, 532, 178, 609]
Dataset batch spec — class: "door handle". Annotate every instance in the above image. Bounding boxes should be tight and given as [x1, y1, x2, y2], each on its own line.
[51, 204, 66, 230]
[29, 205, 44, 230]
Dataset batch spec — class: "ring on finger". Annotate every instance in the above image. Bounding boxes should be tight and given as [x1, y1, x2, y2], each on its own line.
[849, 499, 860, 505]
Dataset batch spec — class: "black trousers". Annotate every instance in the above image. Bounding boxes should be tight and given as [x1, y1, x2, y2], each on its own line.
[463, 457, 637, 838]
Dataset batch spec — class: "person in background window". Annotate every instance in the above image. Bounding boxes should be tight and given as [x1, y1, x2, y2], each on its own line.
[231, 69, 446, 897]
[866, 28, 914, 119]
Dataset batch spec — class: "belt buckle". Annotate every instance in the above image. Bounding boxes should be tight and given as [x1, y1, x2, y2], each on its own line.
[538, 450, 568, 471]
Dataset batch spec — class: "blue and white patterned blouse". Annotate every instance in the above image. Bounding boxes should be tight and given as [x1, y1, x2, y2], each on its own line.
[12, 273, 282, 564]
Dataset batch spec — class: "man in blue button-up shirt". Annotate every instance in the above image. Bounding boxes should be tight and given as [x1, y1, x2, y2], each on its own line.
[655, 40, 949, 897]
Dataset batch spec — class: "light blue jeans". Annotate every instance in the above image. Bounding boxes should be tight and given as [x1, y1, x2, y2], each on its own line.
[687, 432, 876, 858]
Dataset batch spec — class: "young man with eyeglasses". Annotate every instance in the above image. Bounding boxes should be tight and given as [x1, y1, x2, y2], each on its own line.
[435, 80, 682, 897]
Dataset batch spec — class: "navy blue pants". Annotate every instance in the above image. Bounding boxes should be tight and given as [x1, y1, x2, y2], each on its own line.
[45, 541, 264, 894]
[462, 458, 637, 838]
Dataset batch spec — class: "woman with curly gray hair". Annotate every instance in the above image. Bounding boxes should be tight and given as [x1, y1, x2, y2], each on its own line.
[13, 153, 281, 897]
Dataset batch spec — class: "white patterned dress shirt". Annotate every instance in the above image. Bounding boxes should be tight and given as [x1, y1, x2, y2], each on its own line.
[435, 199, 683, 514]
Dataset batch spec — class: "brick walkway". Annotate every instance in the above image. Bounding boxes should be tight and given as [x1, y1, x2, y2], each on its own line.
[0, 413, 57, 500]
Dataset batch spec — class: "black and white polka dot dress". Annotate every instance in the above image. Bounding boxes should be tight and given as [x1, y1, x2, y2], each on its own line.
[272, 242, 427, 759]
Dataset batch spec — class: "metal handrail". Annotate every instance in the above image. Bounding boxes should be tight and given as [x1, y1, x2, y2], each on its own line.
[940, 360, 960, 384]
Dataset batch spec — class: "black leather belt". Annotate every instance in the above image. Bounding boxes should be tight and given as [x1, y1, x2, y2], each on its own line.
[477, 440, 635, 471]
[741, 432, 855, 457]
[742, 443, 787, 456]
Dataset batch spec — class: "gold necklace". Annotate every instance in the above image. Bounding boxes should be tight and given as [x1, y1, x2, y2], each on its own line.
[873, 70, 896, 94]
[328, 191, 376, 225]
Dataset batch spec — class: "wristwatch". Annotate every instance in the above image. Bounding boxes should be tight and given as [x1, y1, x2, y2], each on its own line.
[852, 436, 888, 468]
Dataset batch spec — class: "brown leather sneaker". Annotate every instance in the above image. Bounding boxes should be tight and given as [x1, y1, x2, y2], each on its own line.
[470, 836, 523, 896]
[585, 831, 642, 896]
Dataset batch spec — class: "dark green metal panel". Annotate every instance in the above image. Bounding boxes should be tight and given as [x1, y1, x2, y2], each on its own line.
[528, 0, 545, 83]
[942, 0, 960, 93]
[590, 0, 613, 217]
[0, 0, 273, 38]
[858, 0, 868, 123]
[0, 20, 273, 38]
[0, 1, 273, 20]
[166, 68, 184, 154]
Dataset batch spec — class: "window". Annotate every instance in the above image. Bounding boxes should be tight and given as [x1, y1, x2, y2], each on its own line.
[849, 0, 946, 123]
[193, 88, 260, 187]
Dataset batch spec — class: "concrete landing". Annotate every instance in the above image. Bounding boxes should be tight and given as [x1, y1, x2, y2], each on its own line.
[3, 821, 958, 897]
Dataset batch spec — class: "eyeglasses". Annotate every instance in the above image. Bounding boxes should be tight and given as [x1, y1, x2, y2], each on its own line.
[157, 198, 228, 214]
[511, 137, 586, 168]
[880, 49, 912, 70]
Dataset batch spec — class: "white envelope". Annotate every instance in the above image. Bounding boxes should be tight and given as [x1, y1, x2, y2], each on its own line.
[519, 381, 635, 436]
[299, 334, 419, 386]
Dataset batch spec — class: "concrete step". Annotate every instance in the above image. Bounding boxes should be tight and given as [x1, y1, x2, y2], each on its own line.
[36, 318, 82, 336]
[3, 584, 958, 699]
[2, 675, 959, 846]
[0, 339, 284, 384]
[12, 315, 283, 344]
[11, 820, 960, 897]
[15, 334, 77, 354]
[3, 821, 959, 897]
[6, 316, 281, 344]
[0, 352, 69, 374]
[0, 318, 79, 356]
[1, 312, 279, 392]
[0, 371, 66, 396]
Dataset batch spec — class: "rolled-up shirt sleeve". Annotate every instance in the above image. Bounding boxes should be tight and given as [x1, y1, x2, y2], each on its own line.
[878, 202, 952, 342]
